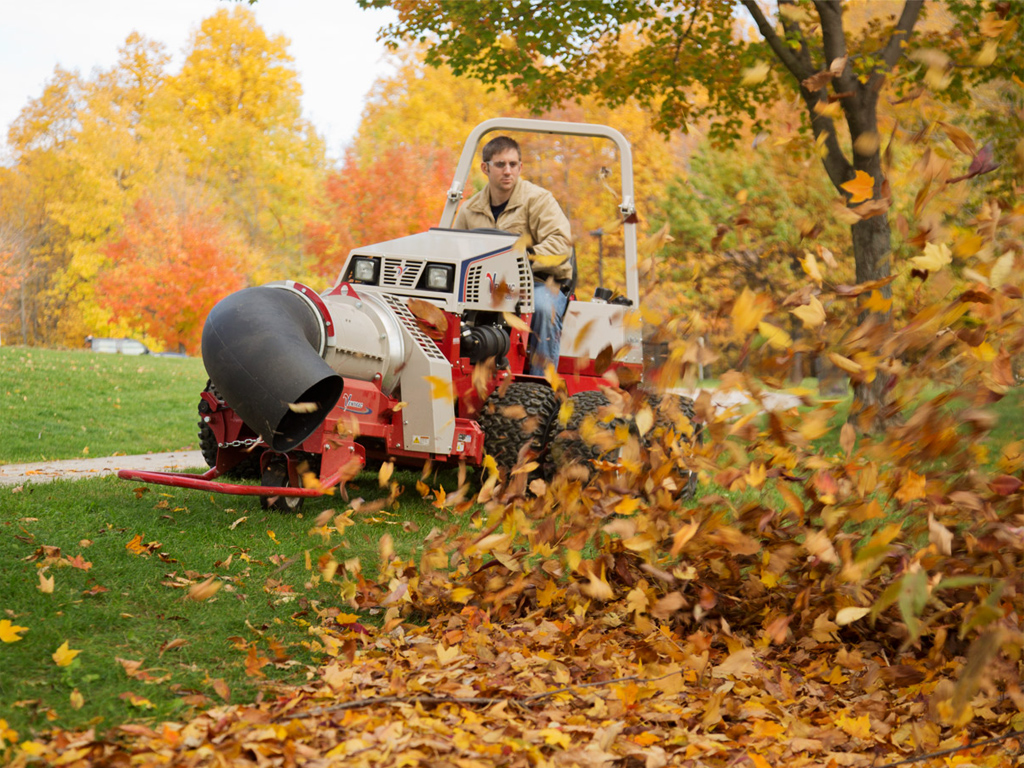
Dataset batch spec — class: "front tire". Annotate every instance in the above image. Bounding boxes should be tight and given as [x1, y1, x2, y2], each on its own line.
[477, 381, 559, 476]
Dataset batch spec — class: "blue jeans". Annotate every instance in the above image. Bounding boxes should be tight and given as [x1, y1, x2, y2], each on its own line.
[529, 281, 568, 375]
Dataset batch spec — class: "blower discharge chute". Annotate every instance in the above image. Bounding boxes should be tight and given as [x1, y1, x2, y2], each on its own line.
[118, 119, 699, 508]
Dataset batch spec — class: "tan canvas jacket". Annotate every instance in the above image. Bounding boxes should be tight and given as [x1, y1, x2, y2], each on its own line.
[453, 178, 573, 282]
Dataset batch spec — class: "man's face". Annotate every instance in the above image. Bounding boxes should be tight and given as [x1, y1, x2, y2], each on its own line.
[481, 148, 521, 199]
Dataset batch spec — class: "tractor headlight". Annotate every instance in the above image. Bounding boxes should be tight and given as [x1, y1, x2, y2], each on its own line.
[349, 257, 379, 284]
[422, 264, 454, 292]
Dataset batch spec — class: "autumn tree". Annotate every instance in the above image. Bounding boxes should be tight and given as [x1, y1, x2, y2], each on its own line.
[360, 0, 1021, 430]
[305, 143, 454, 283]
[167, 6, 326, 275]
[98, 194, 250, 354]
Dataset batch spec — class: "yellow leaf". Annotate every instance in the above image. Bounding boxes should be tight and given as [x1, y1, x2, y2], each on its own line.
[614, 497, 641, 516]
[38, 571, 55, 594]
[841, 170, 874, 204]
[539, 728, 573, 749]
[744, 462, 767, 488]
[69, 689, 84, 710]
[790, 296, 826, 328]
[451, 587, 475, 604]
[499, 313, 530, 337]
[187, 576, 222, 602]
[910, 241, 952, 272]
[435, 643, 461, 665]
[731, 288, 766, 335]
[862, 290, 892, 313]
[747, 752, 773, 768]
[741, 61, 770, 86]
[424, 375, 453, 400]
[989, 250, 1015, 288]
[836, 606, 870, 626]
[378, 461, 394, 488]
[531, 252, 570, 270]
[974, 40, 998, 67]
[979, 13, 1006, 38]
[287, 401, 319, 414]
[52, 640, 82, 667]
[835, 713, 872, 740]
[778, 3, 813, 23]
[828, 352, 863, 375]
[0, 619, 28, 643]
[801, 250, 823, 284]
[757, 322, 792, 350]
[813, 99, 843, 120]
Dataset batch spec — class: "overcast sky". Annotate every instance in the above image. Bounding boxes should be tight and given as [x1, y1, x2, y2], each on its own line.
[0, 0, 397, 159]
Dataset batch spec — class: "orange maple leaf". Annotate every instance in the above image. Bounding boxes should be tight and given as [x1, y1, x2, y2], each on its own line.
[841, 170, 875, 204]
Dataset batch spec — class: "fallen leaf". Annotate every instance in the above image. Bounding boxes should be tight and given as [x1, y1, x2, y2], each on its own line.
[52, 640, 82, 667]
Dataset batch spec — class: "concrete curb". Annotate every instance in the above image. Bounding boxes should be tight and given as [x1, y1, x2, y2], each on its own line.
[0, 450, 205, 486]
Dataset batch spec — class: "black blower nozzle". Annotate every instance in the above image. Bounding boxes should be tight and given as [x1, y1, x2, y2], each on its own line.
[201, 286, 343, 453]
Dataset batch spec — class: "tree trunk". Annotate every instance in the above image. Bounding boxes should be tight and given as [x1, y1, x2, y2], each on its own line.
[848, 213, 896, 433]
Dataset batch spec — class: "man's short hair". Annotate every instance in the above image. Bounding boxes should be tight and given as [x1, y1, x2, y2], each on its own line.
[482, 136, 521, 163]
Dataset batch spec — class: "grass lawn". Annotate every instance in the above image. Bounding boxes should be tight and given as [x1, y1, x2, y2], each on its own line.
[1, 466, 463, 736]
[0, 346, 208, 464]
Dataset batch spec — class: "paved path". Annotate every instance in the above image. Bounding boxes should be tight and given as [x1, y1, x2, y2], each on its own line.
[0, 450, 205, 486]
[0, 390, 802, 487]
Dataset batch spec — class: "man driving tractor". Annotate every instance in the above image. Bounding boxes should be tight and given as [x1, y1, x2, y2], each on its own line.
[453, 136, 574, 376]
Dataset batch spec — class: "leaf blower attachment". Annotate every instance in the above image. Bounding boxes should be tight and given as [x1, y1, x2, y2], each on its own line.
[201, 286, 344, 453]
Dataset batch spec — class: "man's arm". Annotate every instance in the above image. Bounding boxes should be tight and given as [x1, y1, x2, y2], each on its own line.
[529, 189, 573, 257]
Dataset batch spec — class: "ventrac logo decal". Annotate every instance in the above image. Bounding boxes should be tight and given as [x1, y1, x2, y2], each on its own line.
[341, 393, 372, 415]
[486, 272, 497, 291]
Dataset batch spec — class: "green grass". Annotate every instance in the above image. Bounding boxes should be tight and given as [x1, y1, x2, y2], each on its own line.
[1, 467, 461, 738]
[0, 346, 208, 464]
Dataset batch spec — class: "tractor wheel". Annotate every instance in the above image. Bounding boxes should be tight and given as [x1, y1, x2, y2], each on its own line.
[640, 391, 703, 498]
[197, 381, 262, 479]
[259, 458, 304, 512]
[548, 389, 626, 473]
[478, 381, 559, 475]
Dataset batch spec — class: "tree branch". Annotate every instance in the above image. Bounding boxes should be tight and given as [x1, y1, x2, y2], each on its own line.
[881, 1, 924, 69]
[740, 0, 813, 83]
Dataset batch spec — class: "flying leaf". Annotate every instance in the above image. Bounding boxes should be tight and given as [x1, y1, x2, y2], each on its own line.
[741, 61, 770, 86]
[52, 640, 82, 667]
[502, 311, 531, 334]
[910, 242, 952, 272]
[836, 607, 870, 626]
[378, 461, 394, 488]
[407, 298, 449, 334]
[424, 375, 453, 400]
[731, 288, 766, 335]
[757, 322, 792, 350]
[974, 40, 998, 66]
[841, 170, 874, 204]
[187, 577, 222, 602]
[0, 619, 28, 643]
[287, 402, 319, 414]
[938, 122, 977, 157]
[790, 296, 826, 328]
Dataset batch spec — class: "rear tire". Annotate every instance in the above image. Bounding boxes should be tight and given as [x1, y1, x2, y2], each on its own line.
[640, 391, 702, 498]
[549, 390, 624, 474]
[477, 381, 559, 476]
[259, 458, 304, 512]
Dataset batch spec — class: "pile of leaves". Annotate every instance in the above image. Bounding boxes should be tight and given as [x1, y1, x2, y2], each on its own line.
[5, 250, 1023, 766]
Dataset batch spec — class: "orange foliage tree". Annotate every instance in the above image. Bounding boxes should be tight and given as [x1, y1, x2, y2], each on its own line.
[98, 195, 249, 354]
[305, 144, 453, 284]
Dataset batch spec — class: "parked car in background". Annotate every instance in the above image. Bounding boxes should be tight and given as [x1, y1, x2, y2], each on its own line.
[85, 336, 150, 355]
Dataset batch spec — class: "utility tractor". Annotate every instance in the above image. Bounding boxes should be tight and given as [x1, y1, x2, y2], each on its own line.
[119, 119, 698, 508]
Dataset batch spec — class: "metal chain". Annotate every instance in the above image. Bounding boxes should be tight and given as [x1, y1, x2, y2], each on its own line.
[217, 438, 264, 449]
